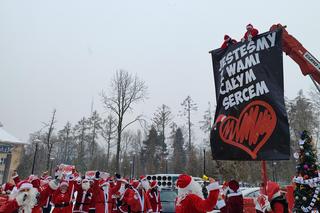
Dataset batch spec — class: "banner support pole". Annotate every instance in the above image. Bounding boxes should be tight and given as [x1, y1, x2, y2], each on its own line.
[261, 160, 268, 194]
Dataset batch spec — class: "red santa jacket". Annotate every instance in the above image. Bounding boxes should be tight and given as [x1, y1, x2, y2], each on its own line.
[73, 183, 93, 213]
[225, 191, 243, 213]
[268, 202, 284, 213]
[175, 182, 219, 213]
[146, 188, 162, 212]
[243, 28, 259, 41]
[120, 187, 152, 213]
[32, 181, 59, 213]
[221, 39, 237, 49]
[92, 179, 122, 213]
[51, 187, 74, 213]
[0, 199, 19, 213]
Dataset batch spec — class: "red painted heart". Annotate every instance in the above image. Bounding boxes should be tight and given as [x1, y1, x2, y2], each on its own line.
[218, 100, 277, 159]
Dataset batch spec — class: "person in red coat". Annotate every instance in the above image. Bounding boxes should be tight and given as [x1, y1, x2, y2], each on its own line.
[221, 35, 237, 49]
[0, 180, 38, 213]
[224, 180, 243, 213]
[51, 181, 74, 213]
[175, 174, 219, 213]
[265, 181, 288, 213]
[91, 171, 123, 213]
[120, 180, 152, 213]
[1, 182, 15, 195]
[73, 178, 94, 213]
[146, 181, 162, 213]
[242, 23, 259, 41]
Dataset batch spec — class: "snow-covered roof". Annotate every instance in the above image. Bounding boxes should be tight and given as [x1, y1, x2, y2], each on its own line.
[0, 127, 25, 145]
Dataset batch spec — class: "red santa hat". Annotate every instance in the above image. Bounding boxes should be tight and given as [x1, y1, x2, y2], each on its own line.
[28, 175, 41, 188]
[228, 180, 240, 192]
[140, 175, 147, 181]
[2, 182, 14, 192]
[246, 23, 253, 30]
[60, 181, 69, 188]
[266, 181, 281, 201]
[224, 35, 230, 41]
[17, 180, 33, 191]
[131, 180, 141, 189]
[150, 181, 157, 189]
[176, 174, 192, 189]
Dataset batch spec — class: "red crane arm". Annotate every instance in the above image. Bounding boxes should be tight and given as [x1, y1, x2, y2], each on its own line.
[270, 24, 320, 85]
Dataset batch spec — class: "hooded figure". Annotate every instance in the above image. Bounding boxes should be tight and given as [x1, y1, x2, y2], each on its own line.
[175, 174, 219, 213]
[221, 35, 237, 49]
[225, 180, 243, 213]
[0, 180, 38, 213]
[266, 181, 288, 213]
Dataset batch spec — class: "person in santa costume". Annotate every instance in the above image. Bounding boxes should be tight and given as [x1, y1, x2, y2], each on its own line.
[91, 171, 123, 213]
[10, 170, 60, 213]
[224, 180, 243, 213]
[0, 180, 38, 213]
[242, 23, 259, 41]
[220, 35, 237, 49]
[1, 182, 15, 195]
[140, 176, 151, 192]
[119, 180, 152, 213]
[146, 181, 162, 213]
[51, 181, 74, 213]
[175, 174, 219, 213]
[73, 177, 94, 213]
[265, 181, 288, 213]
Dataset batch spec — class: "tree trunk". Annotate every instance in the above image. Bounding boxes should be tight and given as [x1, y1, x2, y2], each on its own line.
[116, 124, 122, 173]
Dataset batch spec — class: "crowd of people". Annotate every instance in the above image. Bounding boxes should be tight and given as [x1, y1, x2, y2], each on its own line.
[0, 167, 288, 213]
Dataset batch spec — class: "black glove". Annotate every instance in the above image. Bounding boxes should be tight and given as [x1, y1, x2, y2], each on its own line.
[95, 171, 100, 179]
[115, 173, 121, 179]
[116, 199, 123, 207]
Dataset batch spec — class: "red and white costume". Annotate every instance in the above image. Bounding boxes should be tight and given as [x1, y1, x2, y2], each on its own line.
[0, 180, 38, 213]
[73, 179, 93, 213]
[119, 180, 152, 213]
[265, 181, 288, 213]
[221, 35, 237, 49]
[243, 23, 259, 41]
[224, 180, 243, 213]
[51, 181, 74, 213]
[146, 181, 162, 213]
[175, 174, 219, 213]
[92, 178, 122, 213]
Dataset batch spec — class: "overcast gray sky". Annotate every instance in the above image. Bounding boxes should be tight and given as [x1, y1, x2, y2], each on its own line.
[1, 0, 319, 142]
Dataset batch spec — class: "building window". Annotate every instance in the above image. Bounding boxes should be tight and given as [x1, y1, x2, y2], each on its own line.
[0, 158, 6, 165]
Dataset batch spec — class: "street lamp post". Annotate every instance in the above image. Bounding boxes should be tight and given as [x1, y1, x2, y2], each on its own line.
[31, 139, 41, 175]
[203, 148, 206, 175]
[49, 157, 55, 176]
[129, 160, 133, 180]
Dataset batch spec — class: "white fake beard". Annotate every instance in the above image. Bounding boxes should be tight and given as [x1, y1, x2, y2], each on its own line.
[177, 179, 204, 199]
[10, 188, 38, 213]
[119, 184, 126, 195]
[141, 180, 150, 191]
[82, 182, 90, 191]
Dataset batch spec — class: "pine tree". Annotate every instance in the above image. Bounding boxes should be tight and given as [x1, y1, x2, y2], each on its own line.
[293, 130, 320, 212]
[172, 128, 186, 173]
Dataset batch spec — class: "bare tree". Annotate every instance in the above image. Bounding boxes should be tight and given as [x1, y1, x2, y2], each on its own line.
[100, 114, 117, 169]
[180, 96, 198, 150]
[42, 109, 58, 170]
[101, 70, 147, 172]
[152, 104, 173, 146]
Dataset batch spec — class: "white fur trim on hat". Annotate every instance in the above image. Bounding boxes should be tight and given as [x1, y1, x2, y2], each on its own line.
[48, 180, 59, 190]
[19, 183, 33, 191]
[206, 182, 219, 191]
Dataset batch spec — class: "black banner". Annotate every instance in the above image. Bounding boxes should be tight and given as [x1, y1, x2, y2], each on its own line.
[210, 30, 290, 160]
